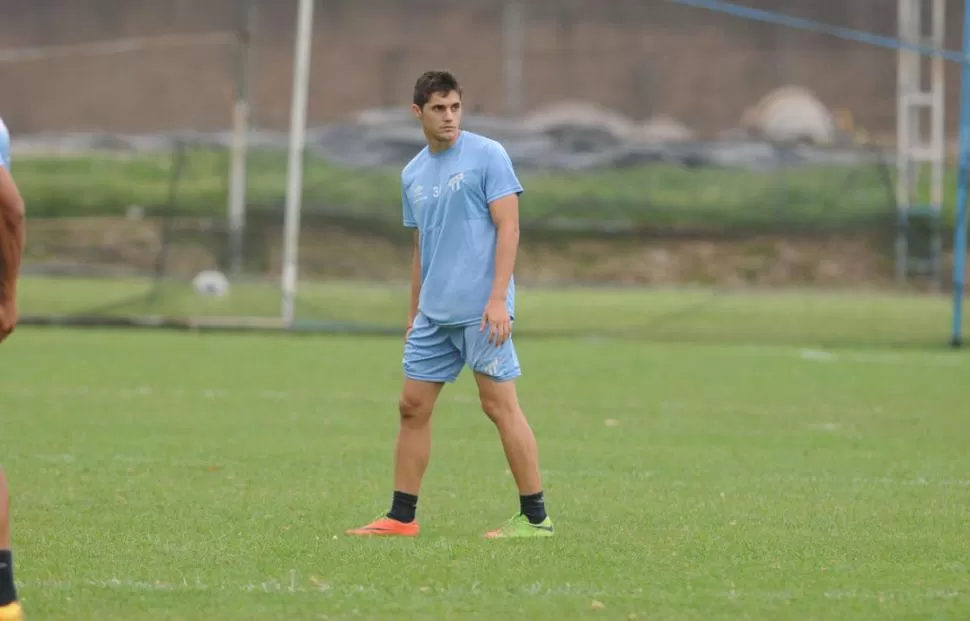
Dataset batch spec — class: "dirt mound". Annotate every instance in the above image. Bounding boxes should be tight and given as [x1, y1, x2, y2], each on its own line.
[22, 217, 925, 290]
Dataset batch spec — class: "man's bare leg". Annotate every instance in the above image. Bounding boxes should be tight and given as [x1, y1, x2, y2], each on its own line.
[346, 379, 443, 536]
[0, 470, 10, 550]
[0, 469, 23, 620]
[476, 374, 553, 538]
[476, 374, 542, 494]
[392, 379, 444, 498]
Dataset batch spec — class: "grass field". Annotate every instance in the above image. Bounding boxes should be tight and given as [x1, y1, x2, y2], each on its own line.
[17, 276, 970, 348]
[3, 285, 970, 620]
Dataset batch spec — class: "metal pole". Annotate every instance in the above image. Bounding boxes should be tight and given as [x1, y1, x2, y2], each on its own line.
[950, 0, 970, 347]
[281, 0, 315, 325]
[502, 0, 524, 116]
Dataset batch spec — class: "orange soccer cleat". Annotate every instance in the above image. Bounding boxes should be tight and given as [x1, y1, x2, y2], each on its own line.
[0, 602, 24, 621]
[345, 515, 420, 537]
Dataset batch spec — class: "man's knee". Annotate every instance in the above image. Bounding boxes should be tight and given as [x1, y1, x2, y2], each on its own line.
[480, 396, 507, 424]
[398, 382, 439, 426]
[477, 380, 519, 424]
[399, 395, 428, 424]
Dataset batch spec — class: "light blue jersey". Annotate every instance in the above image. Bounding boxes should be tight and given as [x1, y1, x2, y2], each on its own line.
[0, 117, 10, 170]
[400, 131, 525, 384]
[402, 131, 523, 327]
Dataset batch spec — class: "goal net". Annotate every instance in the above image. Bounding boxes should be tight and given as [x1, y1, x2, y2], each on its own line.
[8, 0, 966, 346]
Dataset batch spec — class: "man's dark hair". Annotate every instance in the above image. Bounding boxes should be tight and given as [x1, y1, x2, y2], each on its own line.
[412, 71, 462, 109]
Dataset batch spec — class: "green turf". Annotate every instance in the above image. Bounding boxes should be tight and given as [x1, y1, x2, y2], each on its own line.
[17, 275, 970, 348]
[2, 327, 969, 620]
[12, 149, 912, 231]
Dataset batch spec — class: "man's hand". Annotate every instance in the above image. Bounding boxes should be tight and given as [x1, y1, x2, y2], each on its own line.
[405, 316, 415, 342]
[481, 297, 511, 346]
[0, 296, 16, 344]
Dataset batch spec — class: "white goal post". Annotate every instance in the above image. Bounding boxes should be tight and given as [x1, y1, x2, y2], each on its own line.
[280, 0, 316, 325]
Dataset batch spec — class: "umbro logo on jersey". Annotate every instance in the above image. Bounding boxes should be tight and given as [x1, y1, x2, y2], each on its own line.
[410, 185, 426, 204]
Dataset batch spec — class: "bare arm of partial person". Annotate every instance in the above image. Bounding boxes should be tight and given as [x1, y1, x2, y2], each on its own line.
[0, 165, 25, 343]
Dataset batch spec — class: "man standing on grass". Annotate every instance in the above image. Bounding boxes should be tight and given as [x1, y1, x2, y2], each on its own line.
[346, 71, 554, 539]
[0, 115, 28, 621]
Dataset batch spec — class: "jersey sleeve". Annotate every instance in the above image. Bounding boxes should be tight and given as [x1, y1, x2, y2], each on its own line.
[402, 183, 417, 228]
[0, 120, 10, 170]
[483, 141, 523, 204]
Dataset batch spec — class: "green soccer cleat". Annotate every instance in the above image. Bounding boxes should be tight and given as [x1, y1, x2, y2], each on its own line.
[484, 513, 555, 539]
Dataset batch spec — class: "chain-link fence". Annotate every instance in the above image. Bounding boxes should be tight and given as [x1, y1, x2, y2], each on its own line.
[3, 0, 966, 339]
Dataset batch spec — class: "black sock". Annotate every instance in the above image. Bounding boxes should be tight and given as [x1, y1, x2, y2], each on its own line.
[386, 491, 418, 524]
[520, 491, 547, 525]
[0, 550, 17, 606]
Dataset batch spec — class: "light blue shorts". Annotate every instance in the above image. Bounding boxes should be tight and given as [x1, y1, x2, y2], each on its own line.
[403, 312, 521, 383]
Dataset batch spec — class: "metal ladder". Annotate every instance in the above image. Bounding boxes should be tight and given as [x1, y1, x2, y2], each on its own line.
[896, 0, 946, 287]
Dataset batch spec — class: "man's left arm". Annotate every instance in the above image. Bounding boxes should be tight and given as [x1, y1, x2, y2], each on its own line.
[487, 193, 519, 305]
[482, 143, 524, 345]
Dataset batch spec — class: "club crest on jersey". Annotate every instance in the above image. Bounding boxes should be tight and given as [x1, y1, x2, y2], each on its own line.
[447, 172, 464, 192]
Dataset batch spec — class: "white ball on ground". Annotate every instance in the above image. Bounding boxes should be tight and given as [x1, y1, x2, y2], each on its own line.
[192, 270, 230, 298]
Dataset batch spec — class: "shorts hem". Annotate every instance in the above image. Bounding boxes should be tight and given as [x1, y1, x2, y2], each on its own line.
[403, 371, 458, 384]
[472, 370, 522, 383]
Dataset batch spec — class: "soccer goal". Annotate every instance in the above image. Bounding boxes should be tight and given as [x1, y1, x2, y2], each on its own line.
[10, 1, 293, 332]
[14, 0, 407, 334]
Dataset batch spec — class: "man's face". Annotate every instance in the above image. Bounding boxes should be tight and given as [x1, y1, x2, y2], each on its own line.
[413, 90, 462, 143]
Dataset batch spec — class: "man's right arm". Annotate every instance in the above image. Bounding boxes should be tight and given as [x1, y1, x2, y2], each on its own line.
[402, 181, 420, 335]
[0, 165, 25, 342]
[408, 230, 420, 330]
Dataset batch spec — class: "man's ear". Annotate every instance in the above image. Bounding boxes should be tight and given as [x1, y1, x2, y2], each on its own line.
[411, 103, 422, 120]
